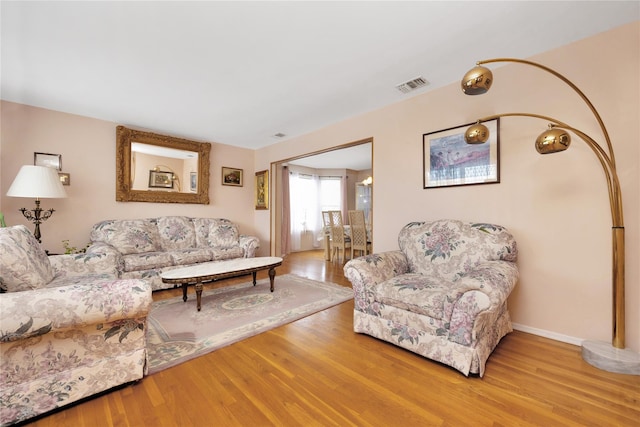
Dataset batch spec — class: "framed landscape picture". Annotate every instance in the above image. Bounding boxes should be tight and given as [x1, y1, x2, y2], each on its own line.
[222, 167, 243, 186]
[423, 119, 500, 189]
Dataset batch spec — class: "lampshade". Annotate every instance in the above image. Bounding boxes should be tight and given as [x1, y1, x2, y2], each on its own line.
[7, 165, 67, 199]
[464, 123, 490, 144]
[460, 65, 493, 95]
[535, 128, 571, 154]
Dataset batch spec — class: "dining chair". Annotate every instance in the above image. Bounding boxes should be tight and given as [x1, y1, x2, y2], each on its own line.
[329, 210, 351, 263]
[321, 211, 333, 261]
[348, 210, 371, 260]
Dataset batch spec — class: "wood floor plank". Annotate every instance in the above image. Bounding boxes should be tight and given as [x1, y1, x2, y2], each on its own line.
[22, 250, 640, 426]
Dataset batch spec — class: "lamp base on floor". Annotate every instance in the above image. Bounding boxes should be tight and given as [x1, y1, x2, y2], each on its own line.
[582, 340, 640, 375]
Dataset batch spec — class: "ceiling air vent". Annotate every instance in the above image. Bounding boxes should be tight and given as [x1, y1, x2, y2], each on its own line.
[395, 76, 429, 94]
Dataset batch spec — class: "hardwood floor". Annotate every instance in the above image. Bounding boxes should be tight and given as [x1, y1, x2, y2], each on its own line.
[26, 250, 639, 426]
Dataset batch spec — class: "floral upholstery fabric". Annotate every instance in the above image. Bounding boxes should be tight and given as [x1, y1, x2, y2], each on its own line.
[48, 244, 121, 284]
[399, 220, 517, 282]
[0, 225, 54, 292]
[157, 216, 197, 251]
[207, 219, 240, 248]
[89, 217, 260, 291]
[91, 219, 161, 255]
[123, 251, 174, 272]
[0, 225, 153, 426]
[169, 248, 213, 265]
[344, 219, 519, 377]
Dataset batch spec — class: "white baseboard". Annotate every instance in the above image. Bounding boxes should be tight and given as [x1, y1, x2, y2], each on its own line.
[512, 323, 583, 347]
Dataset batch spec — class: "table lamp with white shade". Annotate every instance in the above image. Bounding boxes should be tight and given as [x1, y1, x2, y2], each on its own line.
[6, 165, 67, 243]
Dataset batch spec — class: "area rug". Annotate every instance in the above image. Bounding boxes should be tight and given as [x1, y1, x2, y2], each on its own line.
[146, 274, 353, 374]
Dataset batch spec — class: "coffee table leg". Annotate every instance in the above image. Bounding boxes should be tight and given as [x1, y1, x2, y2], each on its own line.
[268, 267, 276, 292]
[195, 281, 203, 311]
[182, 284, 188, 302]
[252, 271, 257, 286]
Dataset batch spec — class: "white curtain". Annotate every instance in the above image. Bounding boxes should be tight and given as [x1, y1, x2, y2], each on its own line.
[289, 171, 322, 251]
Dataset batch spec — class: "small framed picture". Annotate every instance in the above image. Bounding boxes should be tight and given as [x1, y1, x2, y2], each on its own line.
[222, 167, 243, 187]
[190, 172, 197, 192]
[149, 170, 175, 189]
[423, 119, 500, 189]
[255, 170, 269, 210]
[34, 152, 62, 171]
[58, 173, 71, 186]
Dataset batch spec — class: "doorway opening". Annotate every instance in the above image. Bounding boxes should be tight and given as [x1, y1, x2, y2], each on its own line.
[270, 138, 373, 257]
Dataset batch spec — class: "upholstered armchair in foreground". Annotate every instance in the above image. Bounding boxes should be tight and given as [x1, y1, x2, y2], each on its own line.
[0, 225, 152, 425]
[344, 220, 519, 376]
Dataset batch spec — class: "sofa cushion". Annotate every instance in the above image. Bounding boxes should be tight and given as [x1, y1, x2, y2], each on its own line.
[372, 273, 465, 320]
[398, 220, 516, 282]
[192, 217, 212, 247]
[207, 219, 239, 248]
[92, 219, 161, 255]
[157, 216, 196, 251]
[208, 246, 244, 261]
[170, 248, 213, 265]
[0, 225, 54, 292]
[122, 252, 174, 272]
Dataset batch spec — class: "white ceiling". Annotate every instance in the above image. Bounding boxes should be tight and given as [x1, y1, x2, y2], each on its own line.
[288, 142, 372, 171]
[2, 2, 638, 167]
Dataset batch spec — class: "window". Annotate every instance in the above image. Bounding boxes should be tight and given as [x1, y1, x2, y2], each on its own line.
[289, 173, 343, 251]
[319, 176, 341, 212]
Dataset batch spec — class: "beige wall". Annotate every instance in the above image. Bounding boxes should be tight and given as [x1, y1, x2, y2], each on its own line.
[1, 102, 258, 254]
[256, 22, 640, 352]
[1, 22, 638, 352]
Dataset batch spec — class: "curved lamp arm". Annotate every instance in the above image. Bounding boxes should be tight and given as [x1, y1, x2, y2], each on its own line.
[473, 113, 623, 227]
[462, 59, 626, 350]
[474, 58, 615, 168]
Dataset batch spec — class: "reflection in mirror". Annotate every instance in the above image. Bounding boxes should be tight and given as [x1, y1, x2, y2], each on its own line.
[116, 126, 210, 204]
[130, 142, 198, 193]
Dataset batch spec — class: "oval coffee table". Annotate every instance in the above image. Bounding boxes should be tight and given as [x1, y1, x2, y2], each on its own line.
[161, 256, 283, 312]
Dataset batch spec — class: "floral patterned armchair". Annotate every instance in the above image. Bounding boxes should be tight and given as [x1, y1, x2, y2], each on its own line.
[344, 220, 518, 376]
[0, 225, 152, 425]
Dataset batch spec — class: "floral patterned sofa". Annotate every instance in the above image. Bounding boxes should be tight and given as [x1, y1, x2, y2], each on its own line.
[343, 219, 519, 377]
[89, 216, 260, 291]
[0, 225, 152, 426]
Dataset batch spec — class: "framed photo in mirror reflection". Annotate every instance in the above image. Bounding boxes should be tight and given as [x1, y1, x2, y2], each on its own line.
[149, 170, 175, 189]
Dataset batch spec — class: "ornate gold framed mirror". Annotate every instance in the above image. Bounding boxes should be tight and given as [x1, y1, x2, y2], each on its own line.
[116, 126, 210, 204]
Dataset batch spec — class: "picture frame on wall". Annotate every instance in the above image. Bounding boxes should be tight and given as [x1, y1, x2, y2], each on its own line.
[423, 119, 500, 189]
[58, 173, 71, 186]
[34, 152, 62, 171]
[190, 172, 197, 192]
[222, 167, 243, 187]
[149, 170, 175, 189]
[255, 170, 269, 210]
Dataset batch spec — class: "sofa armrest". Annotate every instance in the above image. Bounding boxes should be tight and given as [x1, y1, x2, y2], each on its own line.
[0, 279, 151, 343]
[239, 235, 260, 258]
[447, 261, 519, 346]
[455, 261, 519, 306]
[344, 251, 409, 312]
[49, 242, 123, 279]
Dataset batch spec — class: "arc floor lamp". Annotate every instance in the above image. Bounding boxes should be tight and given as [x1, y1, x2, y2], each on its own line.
[460, 58, 639, 375]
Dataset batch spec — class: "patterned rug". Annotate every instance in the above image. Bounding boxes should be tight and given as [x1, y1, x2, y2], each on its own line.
[146, 274, 353, 374]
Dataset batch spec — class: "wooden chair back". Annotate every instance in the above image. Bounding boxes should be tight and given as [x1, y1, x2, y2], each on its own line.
[329, 210, 350, 263]
[348, 210, 370, 259]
